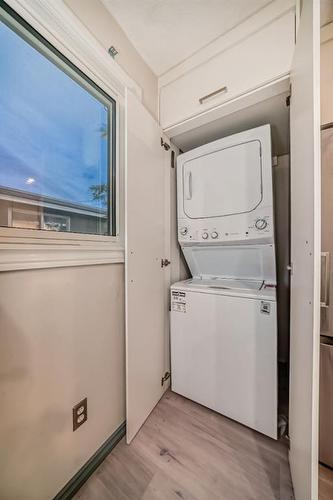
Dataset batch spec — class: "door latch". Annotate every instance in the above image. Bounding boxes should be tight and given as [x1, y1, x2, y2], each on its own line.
[161, 258, 171, 268]
[287, 263, 294, 275]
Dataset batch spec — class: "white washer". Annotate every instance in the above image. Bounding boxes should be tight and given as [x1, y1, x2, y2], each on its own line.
[170, 278, 277, 439]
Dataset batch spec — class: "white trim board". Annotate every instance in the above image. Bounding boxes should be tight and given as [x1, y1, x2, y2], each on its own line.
[0, 246, 125, 272]
[0, 228, 125, 271]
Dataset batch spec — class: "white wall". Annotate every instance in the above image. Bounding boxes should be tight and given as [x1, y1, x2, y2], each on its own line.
[65, 0, 158, 118]
[0, 264, 125, 500]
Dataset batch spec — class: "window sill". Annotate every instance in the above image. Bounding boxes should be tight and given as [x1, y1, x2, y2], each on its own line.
[0, 230, 124, 271]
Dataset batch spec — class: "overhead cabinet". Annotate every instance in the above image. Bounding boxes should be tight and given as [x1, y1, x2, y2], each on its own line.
[159, 8, 295, 131]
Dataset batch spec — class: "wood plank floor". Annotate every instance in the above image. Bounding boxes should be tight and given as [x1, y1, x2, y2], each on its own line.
[75, 391, 294, 500]
[319, 464, 333, 500]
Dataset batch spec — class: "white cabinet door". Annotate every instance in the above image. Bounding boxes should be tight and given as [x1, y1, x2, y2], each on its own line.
[160, 9, 295, 130]
[289, 1, 321, 499]
[125, 91, 171, 443]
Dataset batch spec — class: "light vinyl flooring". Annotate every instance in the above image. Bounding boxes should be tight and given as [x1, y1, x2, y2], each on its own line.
[319, 464, 333, 500]
[75, 391, 294, 500]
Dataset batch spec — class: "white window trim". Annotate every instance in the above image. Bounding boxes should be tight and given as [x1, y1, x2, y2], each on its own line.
[0, 0, 140, 270]
[0, 227, 124, 271]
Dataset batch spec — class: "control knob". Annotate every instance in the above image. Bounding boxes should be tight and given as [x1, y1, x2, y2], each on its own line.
[202, 232, 209, 240]
[255, 218, 268, 230]
[211, 231, 218, 239]
[180, 227, 188, 236]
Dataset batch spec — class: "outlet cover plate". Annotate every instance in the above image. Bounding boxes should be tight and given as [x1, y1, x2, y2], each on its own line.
[73, 397, 87, 431]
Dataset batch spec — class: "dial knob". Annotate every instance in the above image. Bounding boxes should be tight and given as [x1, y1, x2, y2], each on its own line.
[180, 227, 188, 236]
[211, 231, 218, 239]
[202, 232, 209, 240]
[255, 218, 268, 230]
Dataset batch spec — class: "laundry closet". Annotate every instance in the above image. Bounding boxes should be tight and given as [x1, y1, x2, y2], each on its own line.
[171, 124, 279, 441]
[126, 1, 320, 500]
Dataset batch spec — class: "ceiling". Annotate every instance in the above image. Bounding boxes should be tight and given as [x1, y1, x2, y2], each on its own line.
[321, 0, 333, 27]
[101, 0, 272, 76]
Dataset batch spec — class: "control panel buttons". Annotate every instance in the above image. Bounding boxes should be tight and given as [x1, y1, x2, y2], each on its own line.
[255, 218, 268, 230]
[180, 226, 188, 236]
[211, 231, 218, 239]
[202, 232, 209, 240]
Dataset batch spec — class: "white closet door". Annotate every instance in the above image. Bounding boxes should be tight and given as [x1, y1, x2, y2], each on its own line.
[289, 1, 321, 499]
[125, 90, 171, 444]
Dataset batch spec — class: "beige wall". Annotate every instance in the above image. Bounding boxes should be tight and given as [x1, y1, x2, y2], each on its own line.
[65, 0, 158, 118]
[321, 23, 333, 125]
[0, 264, 125, 500]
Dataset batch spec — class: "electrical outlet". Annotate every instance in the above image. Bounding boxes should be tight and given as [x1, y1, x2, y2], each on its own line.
[73, 397, 87, 431]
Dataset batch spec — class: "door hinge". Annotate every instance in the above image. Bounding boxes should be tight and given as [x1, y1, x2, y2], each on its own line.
[286, 84, 291, 107]
[161, 258, 171, 268]
[287, 263, 294, 275]
[161, 137, 170, 151]
[161, 371, 170, 386]
[171, 150, 175, 168]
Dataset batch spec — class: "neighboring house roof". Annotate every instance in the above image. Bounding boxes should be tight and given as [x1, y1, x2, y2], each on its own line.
[0, 185, 107, 217]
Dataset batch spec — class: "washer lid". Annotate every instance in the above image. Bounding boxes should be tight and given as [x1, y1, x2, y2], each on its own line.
[182, 140, 262, 220]
[189, 277, 264, 290]
[182, 244, 276, 283]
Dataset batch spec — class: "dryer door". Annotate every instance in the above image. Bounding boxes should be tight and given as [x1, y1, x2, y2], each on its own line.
[182, 140, 262, 219]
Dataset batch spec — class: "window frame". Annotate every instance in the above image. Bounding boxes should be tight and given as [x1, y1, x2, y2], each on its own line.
[0, 0, 126, 271]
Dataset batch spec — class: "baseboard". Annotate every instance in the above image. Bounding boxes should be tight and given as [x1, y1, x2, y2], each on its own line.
[53, 421, 126, 500]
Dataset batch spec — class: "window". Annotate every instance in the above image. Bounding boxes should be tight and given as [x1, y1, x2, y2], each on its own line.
[0, 3, 116, 237]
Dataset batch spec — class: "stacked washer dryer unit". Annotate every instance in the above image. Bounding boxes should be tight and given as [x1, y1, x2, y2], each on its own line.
[170, 124, 278, 439]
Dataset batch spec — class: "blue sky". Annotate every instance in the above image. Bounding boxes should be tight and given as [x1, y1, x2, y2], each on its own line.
[0, 19, 109, 211]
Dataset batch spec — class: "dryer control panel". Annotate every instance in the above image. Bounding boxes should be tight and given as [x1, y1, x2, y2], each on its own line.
[178, 209, 273, 245]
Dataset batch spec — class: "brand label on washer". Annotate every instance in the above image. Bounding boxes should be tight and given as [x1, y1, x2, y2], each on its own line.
[171, 290, 186, 313]
[260, 301, 271, 315]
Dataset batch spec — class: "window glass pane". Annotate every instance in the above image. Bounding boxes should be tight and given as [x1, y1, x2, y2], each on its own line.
[0, 8, 115, 236]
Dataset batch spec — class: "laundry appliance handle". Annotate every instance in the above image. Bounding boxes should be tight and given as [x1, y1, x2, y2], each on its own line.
[185, 171, 192, 200]
[321, 251, 330, 308]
